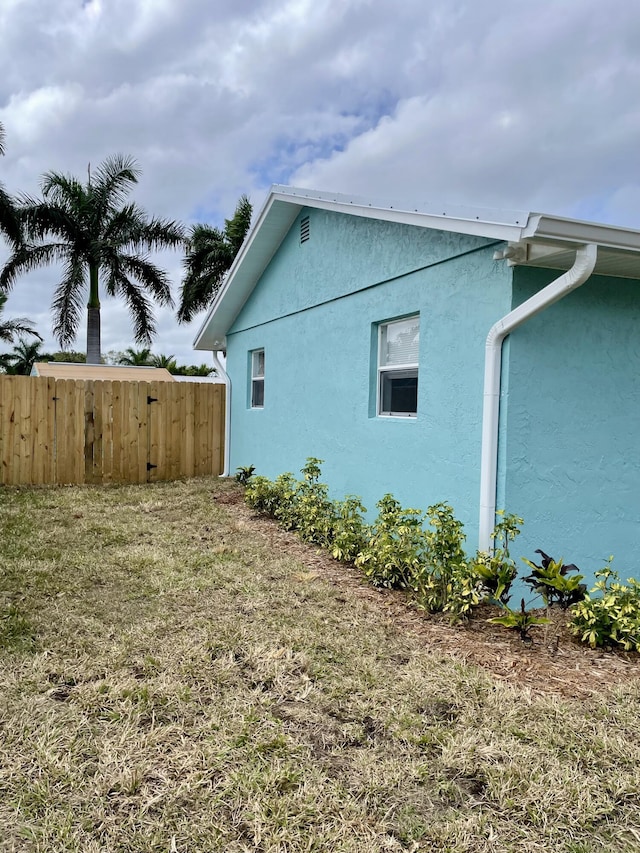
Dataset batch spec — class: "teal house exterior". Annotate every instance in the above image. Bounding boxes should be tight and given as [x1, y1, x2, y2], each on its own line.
[195, 186, 640, 584]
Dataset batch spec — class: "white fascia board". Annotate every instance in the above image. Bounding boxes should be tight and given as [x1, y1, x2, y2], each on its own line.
[272, 185, 529, 241]
[523, 213, 640, 252]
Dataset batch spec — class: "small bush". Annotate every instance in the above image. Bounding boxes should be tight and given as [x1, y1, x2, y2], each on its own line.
[330, 496, 370, 563]
[522, 552, 587, 609]
[413, 503, 478, 620]
[489, 598, 550, 642]
[355, 495, 426, 589]
[471, 511, 522, 605]
[289, 458, 336, 546]
[235, 465, 256, 486]
[569, 560, 640, 651]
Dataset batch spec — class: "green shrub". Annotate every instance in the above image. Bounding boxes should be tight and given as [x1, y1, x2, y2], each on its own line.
[522, 554, 587, 609]
[245, 472, 297, 519]
[235, 465, 256, 486]
[471, 511, 523, 605]
[413, 503, 478, 620]
[330, 496, 370, 562]
[290, 459, 336, 546]
[569, 560, 640, 651]
[355, 495, 426, 589]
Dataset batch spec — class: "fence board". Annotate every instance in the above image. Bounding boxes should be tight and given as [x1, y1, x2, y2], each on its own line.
[0, 376, 225, 485]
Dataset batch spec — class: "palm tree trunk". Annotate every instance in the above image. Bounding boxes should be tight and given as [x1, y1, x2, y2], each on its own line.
[86, 263, 101, 364]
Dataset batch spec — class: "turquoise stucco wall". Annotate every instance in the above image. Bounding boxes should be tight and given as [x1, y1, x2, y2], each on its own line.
[226, 208, 512, 541]
[504, 267, 640, 581]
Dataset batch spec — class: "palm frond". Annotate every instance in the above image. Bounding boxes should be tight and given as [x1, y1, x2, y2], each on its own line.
[224, 194, 252, 253]
[0, 242, 70, 290]
[51, 258, 87, 348]
[109, 253, 174, 308]
[176, 195, 251, 323]
[40, 172, 86, 210]
[110, 271, 156, 345]
[0, 183, 22, 246]
[90, 154, 141, 216]
[0, 292, 42, 342]
[139, 216, 185, 250]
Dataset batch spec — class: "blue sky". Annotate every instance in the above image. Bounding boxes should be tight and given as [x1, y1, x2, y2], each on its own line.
[1, 0, 639, 363]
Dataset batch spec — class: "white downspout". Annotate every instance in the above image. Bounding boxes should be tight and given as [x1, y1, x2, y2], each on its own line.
[211, 350, 231, 477]
[478, 242, 598, 551]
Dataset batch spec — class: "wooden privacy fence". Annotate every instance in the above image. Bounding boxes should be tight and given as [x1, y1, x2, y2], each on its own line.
[0, 376, 225, 486]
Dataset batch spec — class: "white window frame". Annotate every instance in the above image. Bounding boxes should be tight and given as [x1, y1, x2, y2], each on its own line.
[250, 349, 264, 408]
[377, 316, 419, 418]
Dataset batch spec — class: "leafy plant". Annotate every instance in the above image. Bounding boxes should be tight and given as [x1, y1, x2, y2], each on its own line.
[330, 496, 370, 562]
[245, 473, 292, 517]
[235, 465, 256, 486]
[244, 459, 337, 548]
[279, 458, 334, 546]
[490, 598, 550, 642]
[355, 495, 426, 589]
[472, 511, 523, 604]
[414, 503, 478, 620]
[522, 551, 587, 609]
[569, 559, 640, 651]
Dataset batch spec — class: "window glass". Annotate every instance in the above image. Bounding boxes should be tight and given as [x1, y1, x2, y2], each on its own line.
[378, 316, 419, 417]
[250, 349, 264, 408]
[380, 317, 420, 367]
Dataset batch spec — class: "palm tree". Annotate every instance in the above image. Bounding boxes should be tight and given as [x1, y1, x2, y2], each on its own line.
[0, 122, 22, 246]
[0, 292, 42, 344]
[177, 194, 252, 323]
[0, 155, 184, 364]
[118, 346, 152, 366]
[0, 337, 44, 375]
[150, 353, 178, 371]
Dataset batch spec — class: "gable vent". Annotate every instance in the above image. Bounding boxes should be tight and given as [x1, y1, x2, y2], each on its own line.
[300, 215, 310, 244]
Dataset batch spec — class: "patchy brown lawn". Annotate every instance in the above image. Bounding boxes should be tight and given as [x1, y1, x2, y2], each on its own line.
[1, 478, 639, 853]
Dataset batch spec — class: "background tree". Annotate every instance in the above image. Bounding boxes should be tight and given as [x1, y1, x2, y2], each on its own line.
[150, 352, 178, 371]
[177, 194, 252, 323]
[117, 346, 152, 366]
[0, 155, 184, 364]
[0, 292, 42, 344]
[0, 122, 22, 246]
[0, 337, 44, 375]
[172, 363, 216, 377]
[47, 350, 87, 363]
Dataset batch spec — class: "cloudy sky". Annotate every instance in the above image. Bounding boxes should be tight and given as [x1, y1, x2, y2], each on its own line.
[1, 0, 639, 364]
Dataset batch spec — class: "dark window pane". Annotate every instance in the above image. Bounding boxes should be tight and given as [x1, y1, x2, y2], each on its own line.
[252, 379, 264, 408]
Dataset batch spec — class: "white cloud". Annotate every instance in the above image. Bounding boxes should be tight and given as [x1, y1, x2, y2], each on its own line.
[1, 0, 640, 364]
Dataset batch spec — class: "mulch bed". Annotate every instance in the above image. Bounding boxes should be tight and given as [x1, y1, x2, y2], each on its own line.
[215, 489, 639, 700]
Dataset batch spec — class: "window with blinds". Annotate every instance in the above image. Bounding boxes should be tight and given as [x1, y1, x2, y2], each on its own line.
[251, 349, 265, 408]
[378, 316, 419, 417]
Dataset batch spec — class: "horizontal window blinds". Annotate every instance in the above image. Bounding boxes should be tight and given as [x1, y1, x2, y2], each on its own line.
[380, 317, 420, 367]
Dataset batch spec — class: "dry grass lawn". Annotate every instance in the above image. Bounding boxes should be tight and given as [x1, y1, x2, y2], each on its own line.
[1, 477, 640, 853]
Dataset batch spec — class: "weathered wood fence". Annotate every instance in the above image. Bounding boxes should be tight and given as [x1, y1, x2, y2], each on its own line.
[0, 376, 225, 485]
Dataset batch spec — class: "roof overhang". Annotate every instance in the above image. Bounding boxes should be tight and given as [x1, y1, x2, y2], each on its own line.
[193, 186, 640, 351]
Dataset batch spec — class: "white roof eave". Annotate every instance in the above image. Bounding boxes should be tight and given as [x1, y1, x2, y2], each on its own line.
[193, 185, 640, 352]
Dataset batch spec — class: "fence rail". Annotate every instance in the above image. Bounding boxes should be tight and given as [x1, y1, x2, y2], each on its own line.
[0, 376, 225, 486]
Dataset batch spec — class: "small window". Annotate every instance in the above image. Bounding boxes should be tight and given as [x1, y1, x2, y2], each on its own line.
[251, 349, 264, 408]
[378, 316, 419, 417]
